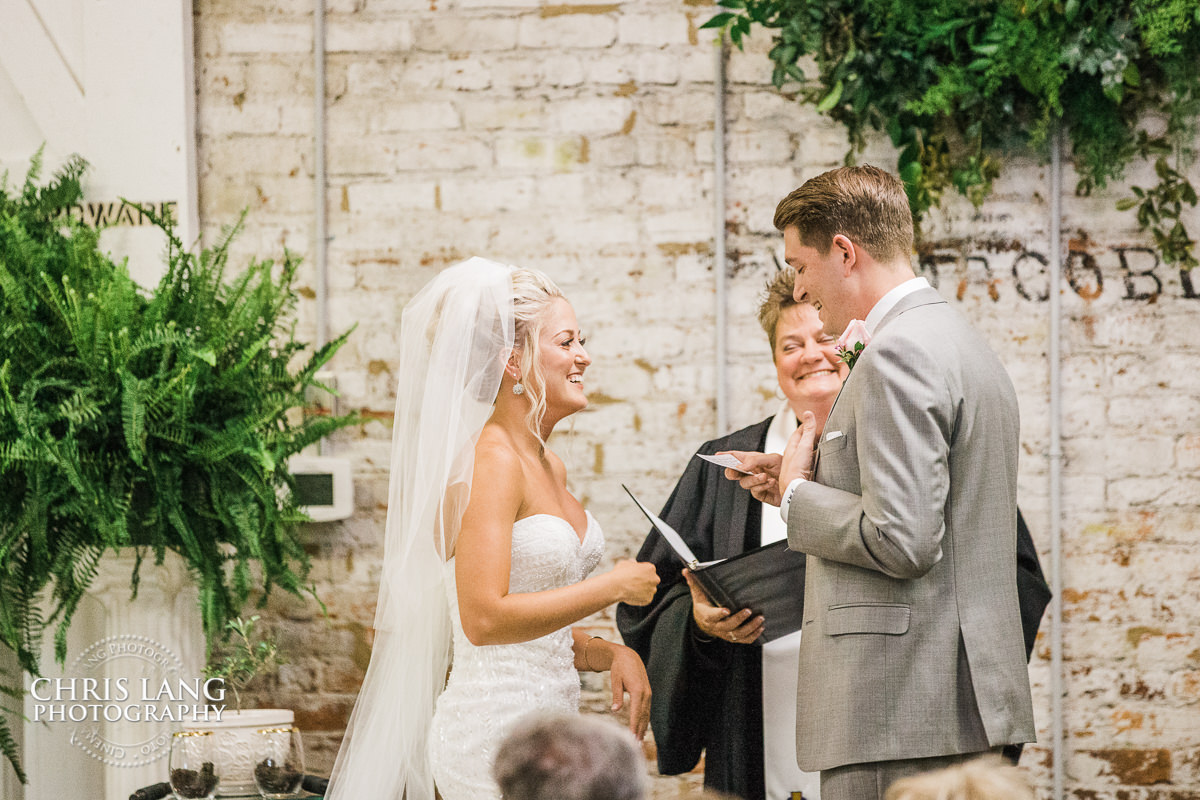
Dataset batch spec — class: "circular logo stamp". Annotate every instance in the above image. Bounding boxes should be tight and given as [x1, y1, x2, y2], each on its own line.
[31, 634, 188, 767]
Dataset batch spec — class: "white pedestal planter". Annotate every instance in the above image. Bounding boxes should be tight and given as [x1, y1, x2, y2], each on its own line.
[10, 549, 204, 800]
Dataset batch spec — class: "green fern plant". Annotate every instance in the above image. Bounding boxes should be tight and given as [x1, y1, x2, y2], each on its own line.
[0, 153, 359, 782]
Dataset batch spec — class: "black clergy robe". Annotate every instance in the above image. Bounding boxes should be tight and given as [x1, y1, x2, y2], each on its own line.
[617, 415, 1052, 800]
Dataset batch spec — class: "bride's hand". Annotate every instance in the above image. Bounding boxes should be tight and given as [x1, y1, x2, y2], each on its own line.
[607, 644, 652, 740]
[608, 560, 660, 606]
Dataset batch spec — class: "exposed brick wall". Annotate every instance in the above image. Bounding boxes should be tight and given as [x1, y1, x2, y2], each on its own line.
[193, 2, 1200, 797]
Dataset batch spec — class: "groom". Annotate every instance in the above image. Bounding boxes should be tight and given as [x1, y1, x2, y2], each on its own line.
[729, 165, 1035, 799]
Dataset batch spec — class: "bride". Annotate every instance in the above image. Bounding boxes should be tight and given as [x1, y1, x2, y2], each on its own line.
[326, 257, 660, 800]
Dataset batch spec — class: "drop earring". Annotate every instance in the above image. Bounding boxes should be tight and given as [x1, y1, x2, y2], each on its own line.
[512, 381, 525, 396]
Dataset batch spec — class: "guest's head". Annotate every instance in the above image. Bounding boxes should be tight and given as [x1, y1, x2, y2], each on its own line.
[774, 165, 915, 335]
[503, 268, 591, 438]
[493, 712, 645, 800]
[883, 755, 1036, 800]
[757, 269, 846, 422]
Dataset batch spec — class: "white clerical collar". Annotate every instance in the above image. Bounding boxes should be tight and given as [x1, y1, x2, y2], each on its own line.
[863, 276, 930, 335]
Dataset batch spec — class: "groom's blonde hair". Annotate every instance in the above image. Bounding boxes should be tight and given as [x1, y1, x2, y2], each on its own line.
[774, 164, 914, 263]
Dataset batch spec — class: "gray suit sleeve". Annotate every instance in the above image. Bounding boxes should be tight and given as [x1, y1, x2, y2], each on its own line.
[788, 336, 952, 579]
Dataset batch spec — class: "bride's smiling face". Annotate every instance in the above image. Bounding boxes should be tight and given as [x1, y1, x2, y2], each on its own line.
[536, 297, 591, 418]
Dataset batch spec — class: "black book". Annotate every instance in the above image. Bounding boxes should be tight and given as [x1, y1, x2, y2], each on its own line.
[623, 485, 806, 644]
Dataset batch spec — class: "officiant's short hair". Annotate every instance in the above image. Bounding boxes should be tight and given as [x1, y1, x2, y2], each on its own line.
[758, 268, 798, 352]
[493, 712, 645, 800]
[774, 164, 914, 263]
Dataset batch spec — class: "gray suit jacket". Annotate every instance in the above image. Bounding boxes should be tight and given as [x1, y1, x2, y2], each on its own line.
[786, 287, 1036, 772]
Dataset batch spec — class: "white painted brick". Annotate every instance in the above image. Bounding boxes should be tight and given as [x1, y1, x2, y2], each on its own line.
[326, 19, 414, 53]
[540, 55, 587, 88]
[395, 58, 454, 91]
[551, 97, 634, 135]
[617, 14, 692, 47]
[638, 132, 699, 168]
[518, 15, 617, 49]
[584, 55, 634, 86]
[588, 136, 639, 168]
[534, 173, 637, 211]
[644, 210, 713, 243]
[444, 56, 494, 90]
[495, 134, 589, 170]
[726, 129, 795, 165]
[344, 180, 440, 213]
[462, 98, 548, 131]
[726, 47, 775, 85]
[488, 57, 542, 90]
[326, 134, 397, 175]
[198, 102, 283, 135]
[390, 133, 494, 171]
[414, 18, 519, 52]
[1107, 392, 1200, 433]
[245, 58, 315, 96]
[639, 170, 708, 209]
[1176, 435, 1200, 472]
[438, 176, 536, 213]
[640, 91, 711, 126]
[221, 22, 312, 54]
[279, 103, 317, 135]
[546, 214, 640, 247]
[343, 60, 402, 94]
[678, 49, 715, 83]
[455, 0, 542, 8]
[1109, 477, 1200, 509]
[372, 101, 462, 132]
[742, 89, 806, 122]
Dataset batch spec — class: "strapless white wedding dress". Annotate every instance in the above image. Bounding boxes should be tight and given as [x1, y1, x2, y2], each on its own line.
[428, 511, 605, 800]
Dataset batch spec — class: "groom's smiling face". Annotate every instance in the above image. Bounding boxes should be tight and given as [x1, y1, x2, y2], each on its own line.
[783, 225, 850, 336]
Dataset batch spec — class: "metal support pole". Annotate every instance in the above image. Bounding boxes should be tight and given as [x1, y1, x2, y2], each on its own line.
[1049, 124, 1065, 800]
[713, 35, 729, 435]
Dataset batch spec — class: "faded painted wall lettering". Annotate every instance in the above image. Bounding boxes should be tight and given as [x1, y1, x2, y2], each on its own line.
[918, 245, 1200, 302]
[63, 201, 179, 228]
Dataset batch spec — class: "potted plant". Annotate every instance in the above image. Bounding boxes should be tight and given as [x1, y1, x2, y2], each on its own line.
[192, 615, 296, 796]
[0, 153, 360, 782]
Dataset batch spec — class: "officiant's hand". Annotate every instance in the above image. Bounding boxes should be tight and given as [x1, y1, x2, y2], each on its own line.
[721, 451, 783, 506]
[683, 569, 764, 644]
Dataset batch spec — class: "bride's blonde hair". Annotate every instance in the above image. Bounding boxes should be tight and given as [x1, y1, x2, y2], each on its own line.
[510, 267, 565, 442]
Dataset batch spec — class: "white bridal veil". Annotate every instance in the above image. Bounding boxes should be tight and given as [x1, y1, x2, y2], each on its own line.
[326, 257, 515, 800]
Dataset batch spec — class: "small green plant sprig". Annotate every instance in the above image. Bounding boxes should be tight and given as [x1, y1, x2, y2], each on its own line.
[204, 615, 285, 713]
[703, 0, 1200, 267]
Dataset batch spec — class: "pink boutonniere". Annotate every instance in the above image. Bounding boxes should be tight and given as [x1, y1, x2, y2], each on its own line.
[836, 320, 871, 370]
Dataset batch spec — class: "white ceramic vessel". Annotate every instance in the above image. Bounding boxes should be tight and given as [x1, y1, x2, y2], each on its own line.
[186, 709, 295, 796]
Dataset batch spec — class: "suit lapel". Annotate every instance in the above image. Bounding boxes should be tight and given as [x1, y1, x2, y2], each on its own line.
[814, 288, 946, 480]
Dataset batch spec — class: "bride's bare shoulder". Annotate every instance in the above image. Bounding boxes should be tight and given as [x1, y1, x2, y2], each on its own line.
[473, 423, 522, 470]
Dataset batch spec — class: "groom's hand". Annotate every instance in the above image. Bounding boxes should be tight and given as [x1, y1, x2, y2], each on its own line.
[779, 410, 818, 489]
[721, 451, 783, 506]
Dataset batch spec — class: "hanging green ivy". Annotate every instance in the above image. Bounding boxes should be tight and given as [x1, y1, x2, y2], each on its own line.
[705, 0, 1200, 268]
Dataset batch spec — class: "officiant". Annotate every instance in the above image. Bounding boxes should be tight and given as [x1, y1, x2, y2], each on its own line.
[616, 269, 1051, 800]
